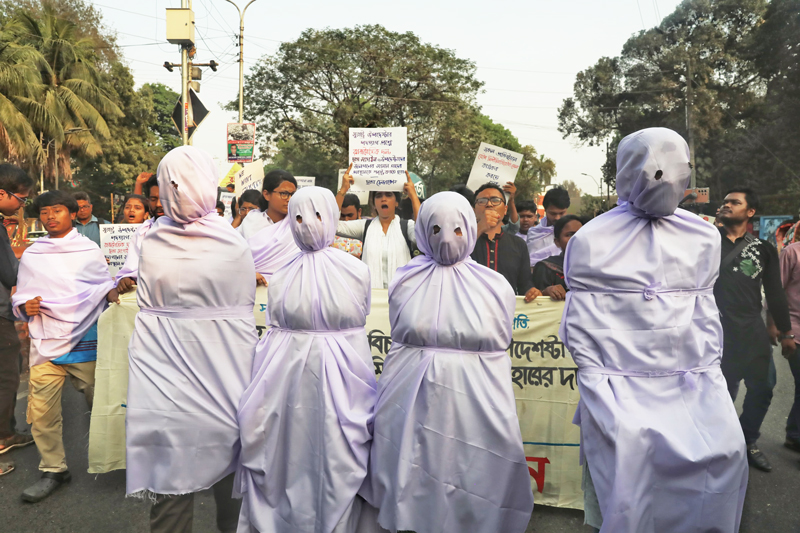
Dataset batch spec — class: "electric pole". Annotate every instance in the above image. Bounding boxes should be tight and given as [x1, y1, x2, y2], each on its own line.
[224, 0, 259, 123]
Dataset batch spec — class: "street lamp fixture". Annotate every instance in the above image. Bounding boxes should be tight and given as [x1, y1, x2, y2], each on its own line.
[224, 0, 259, 123]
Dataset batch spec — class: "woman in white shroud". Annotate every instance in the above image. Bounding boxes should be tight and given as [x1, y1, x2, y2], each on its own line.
[361, 191, 534, 533]
[561, 127, 748, 533]
[235, 186, 377, 533]
[125, 146, 258, 533]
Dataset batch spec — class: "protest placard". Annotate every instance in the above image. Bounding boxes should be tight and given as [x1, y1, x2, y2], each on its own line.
[99, 224, 141, 276]
[219, 191, 235, 218]
[234, 160, 265, 199]
[466, 142, 523, 193]
[227, 123, 256, 164]
[348, 127, 407, 192]
[338, 168, 369, 205]
[218, 162, 241, 188]
[295, 176, 315, 189]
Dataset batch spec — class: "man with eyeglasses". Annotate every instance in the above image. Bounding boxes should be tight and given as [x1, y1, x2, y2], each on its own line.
[72, 192, 108, 248]
[470, 183, 541, 303]
[0, 163, 35, 476]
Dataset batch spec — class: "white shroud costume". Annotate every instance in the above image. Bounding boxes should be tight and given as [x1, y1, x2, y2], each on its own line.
[125, 146, 258, 496]
[361, 192, 534, 533]
[560, 127, 748, 532]
[235, 186, 376, 533]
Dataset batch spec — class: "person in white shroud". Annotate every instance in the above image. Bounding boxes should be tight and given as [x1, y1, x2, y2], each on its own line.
[235, 186, 377, 533]
[247, 215, 300, 288]
[125, 146, 258, 533]
[360, 191, 534, 533]
[560, 127, 748, 533]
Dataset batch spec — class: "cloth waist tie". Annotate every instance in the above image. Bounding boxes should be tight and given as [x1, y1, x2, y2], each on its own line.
[139, 305, 253, 320]
[580, 364, 719, 391]
[571, 283, 714, 301]
[392, 340, 507, 356]
[267, 325, 365, 335]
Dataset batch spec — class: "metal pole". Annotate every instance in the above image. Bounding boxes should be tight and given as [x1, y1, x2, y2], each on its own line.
[180, 0, 190, 146]
[39, 132, 44, 193]
[225, 1, 258, 123]
[686, 56, 696, 189]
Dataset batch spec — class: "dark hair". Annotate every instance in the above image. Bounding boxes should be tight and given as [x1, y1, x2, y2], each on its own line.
[368, 191, 402, 210]
[516, 200, 537, 214]
[342, 193, 361, 212]
[543, 187, 570, 210]
[239, 189, 262, 206]
[474, 183, 506, 203]
[553, 214, 583, 239]
[34, 190, 78, 214]
[725, 187, 760, 214]
[216, 200, 225, 211]
[124, 194, 151, 213]
[226, 183, 235, 190]
[450, 184, 475, 207]
[145, 175, 159, 198]
[259, 169, 297, 211]
[72, 191, 91, 203]
[0, 163, 33, 195]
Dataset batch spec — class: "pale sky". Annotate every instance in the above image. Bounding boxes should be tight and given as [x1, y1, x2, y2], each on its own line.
[92, 0, 681, 195]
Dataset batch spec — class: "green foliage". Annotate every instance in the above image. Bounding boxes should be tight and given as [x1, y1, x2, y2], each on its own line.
[141, 82, 180, 153]
[557, 0, 794, 201]
[233, 25, 554, 200]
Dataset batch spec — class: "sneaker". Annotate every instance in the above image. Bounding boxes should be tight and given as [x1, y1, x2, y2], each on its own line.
[747, 444, 772, 472]
[785, 437, 800, 453]
[21, 471, 71, 503]
[0, 433, 34, 455]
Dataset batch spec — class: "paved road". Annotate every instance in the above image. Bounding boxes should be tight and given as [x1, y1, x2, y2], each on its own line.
[1, 347, 798, 532]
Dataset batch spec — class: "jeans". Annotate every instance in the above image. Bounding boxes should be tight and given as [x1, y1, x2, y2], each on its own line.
[0, 317, 21, 440]
[786, 347, 800, 441]
[727, 356, 777, 445]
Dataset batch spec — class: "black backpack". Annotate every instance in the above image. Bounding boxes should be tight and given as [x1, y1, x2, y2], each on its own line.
[362, 218, 421, 259]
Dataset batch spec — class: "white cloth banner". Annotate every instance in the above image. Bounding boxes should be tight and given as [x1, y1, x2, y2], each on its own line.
[99, 224, 141, 277]
[348, 127, 407, 192]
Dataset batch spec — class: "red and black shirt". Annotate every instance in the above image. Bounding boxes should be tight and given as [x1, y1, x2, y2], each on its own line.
[471, 229, 532, 295]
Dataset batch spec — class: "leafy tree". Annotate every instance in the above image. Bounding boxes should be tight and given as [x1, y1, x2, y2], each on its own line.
[234, 25, 556, 194]
[141, 82, 180, 153]
[558, 0, 769, 198]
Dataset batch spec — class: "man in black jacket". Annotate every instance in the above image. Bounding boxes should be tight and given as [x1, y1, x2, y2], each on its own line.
[715, 187, 796, 472]
[0, 164, 35, 475]
[470, 183, 540, 303]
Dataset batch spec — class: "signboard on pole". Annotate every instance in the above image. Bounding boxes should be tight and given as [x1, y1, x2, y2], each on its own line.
[295, 176, 316, 189]
[348, 127, 407, 192]
[234, 160, 265, 199]
[99, 224, 141, 277]
[466, 142, 523, 193]
[338, 168, 369, 205]
[171, 88, 209, 140]
[227, 123, 256, 164]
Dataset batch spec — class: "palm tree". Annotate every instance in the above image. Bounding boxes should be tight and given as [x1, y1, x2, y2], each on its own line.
[2, 6, 122, 185]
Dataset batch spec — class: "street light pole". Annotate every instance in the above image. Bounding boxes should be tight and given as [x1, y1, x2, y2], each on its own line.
[224, 0, 258, 123]
[581, 173, 602, 196]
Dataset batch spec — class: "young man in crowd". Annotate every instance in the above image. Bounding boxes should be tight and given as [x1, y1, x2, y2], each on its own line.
[715, 187, 796, 472]
[13, 190, 116, 502]
[0, 164, 35, 476]
[779, 236, 800, 457]
[471, 183, 541, 303]
[72, 192, 108, 248]
[527, 186, 570, 267]
[340, 193, 362, 221]
[514, 200, 539, 242]
[145, 174, 164, 219]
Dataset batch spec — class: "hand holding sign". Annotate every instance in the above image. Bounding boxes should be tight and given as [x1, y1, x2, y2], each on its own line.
[339, 163, 355, 194]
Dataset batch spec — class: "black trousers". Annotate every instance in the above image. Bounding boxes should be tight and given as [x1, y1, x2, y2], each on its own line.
[725, 355, 777, 446]
[150, 473, 240, 533]
[0, 317, 21, 440]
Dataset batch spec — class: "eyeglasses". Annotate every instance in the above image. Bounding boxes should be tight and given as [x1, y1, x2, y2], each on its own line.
[275, 191, 294, 200]
[4, 190, 30, 206]
[239, 205, 256, 214]
[475, 197, 505, 207]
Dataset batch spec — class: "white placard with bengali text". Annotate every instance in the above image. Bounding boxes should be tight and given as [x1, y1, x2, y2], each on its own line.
[348, 127, 407, 192]
[99, 224, 141, 276]
[234, 160, 265, 199]
[466, 142, 523, 193]
[295, 176, 315, 189]
[219, 191, 235, 218]
[338, 168, 370, 206]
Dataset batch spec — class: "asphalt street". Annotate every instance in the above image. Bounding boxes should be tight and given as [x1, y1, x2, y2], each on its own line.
[1, 346, 798, 533]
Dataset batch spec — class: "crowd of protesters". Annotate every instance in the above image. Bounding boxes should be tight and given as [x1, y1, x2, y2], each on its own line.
[0, 126, 797, 533]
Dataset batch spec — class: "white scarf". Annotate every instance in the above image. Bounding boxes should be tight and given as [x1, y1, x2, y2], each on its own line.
[362, 215, 411, 289]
